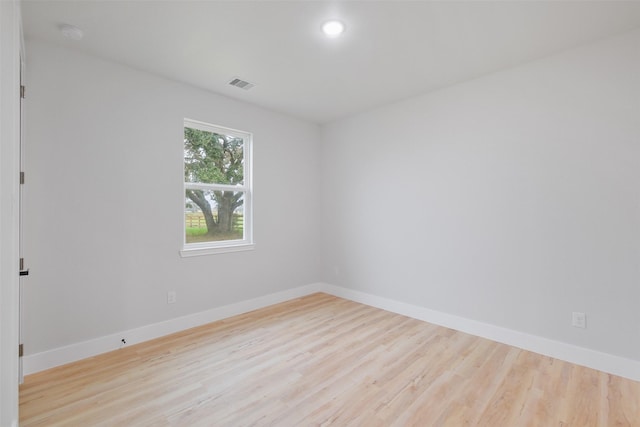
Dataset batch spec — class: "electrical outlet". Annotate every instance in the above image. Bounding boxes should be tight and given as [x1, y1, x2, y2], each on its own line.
[572, 312, 586, 329]
[167, 291, 176, 304]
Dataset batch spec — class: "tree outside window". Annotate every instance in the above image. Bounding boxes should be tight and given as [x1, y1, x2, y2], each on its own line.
[183, 119, 252, 253]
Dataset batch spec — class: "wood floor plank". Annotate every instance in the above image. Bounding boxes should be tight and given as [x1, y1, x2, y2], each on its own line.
[19, 293, 640, 426]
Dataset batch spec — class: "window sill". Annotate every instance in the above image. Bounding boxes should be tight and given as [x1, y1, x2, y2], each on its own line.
[180, 243, 255, 257]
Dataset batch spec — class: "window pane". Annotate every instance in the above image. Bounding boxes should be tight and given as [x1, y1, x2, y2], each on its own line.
[185, 190, 244, 243]
[184, 127, 244, 185]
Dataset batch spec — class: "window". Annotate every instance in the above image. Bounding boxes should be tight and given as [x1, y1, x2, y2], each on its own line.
[181, 119, 253, 256]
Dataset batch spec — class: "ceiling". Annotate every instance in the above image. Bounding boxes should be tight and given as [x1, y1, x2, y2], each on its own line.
[21, 1, 640, 124]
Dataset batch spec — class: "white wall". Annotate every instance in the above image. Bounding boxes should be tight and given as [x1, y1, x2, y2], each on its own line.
[23, 41, 321, 355]
[321, 29, 640, 361]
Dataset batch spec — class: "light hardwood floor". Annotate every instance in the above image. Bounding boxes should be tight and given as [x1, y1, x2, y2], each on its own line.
[20, 293, 640, 426]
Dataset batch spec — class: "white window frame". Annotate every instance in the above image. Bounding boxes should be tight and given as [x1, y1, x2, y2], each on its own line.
[180, 119, 254, 257]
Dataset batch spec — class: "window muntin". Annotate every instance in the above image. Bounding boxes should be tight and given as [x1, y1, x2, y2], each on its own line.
[182, 119, 252, 255]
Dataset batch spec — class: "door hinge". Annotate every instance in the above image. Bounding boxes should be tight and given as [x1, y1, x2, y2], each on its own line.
[20, 85, 25, 99]
[19, 344, 24, 358]
[20, 171, 24, 184]
[19, 258, 24, 270]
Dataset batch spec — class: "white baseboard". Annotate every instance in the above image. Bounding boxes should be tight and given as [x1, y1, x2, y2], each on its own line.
[321, 283, 640, 382]
[23, 283, 325, 375]
[24, 282, 640, 382]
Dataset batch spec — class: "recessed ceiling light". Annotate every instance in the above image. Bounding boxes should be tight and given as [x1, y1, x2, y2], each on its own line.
[322, 20, 345, 38]
[59, 24, 84, 41]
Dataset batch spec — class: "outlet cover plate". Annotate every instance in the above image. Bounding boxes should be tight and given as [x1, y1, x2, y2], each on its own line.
[572, 312, 586, 328]
[167, 291, 176, 304]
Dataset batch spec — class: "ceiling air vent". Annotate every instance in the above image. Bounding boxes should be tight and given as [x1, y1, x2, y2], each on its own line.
[228, 77, 255, 91]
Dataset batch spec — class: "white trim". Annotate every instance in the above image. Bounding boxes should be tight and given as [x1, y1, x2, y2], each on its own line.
[321, 284, 640, 382]
[23, 283, 640, 382]
[185, 182, 246, 192]
[184, 118, 249, 141]
[179, 242, 255, 257]
[0, 0, 22, 425]
[23, 283, 325, 375]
